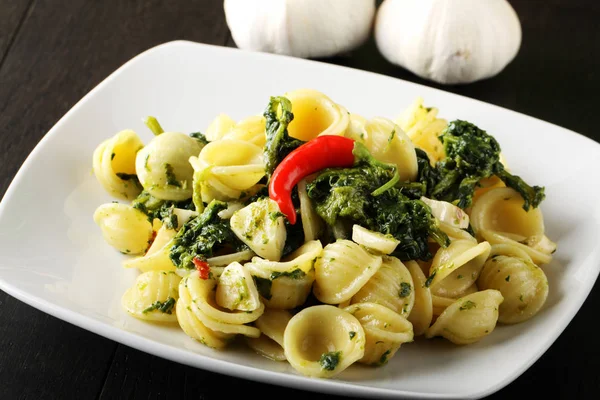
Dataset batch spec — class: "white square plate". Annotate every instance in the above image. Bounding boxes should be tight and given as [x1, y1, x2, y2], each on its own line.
[1, 41, 599, 399]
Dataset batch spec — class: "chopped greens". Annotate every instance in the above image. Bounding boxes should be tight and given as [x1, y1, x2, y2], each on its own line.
[169, 200, 248, 270]
[144, 116, 164, 136]
[319, 351, 341, 371]
[142, 297, 176, 314]
[132, 190, 194, 228]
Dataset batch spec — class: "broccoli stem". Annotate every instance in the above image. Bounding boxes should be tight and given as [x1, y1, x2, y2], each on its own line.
[144, 116, 164, 136]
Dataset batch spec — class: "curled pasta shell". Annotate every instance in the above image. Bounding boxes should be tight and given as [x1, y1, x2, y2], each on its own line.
[121, 270, 181, 323]
[405, 261, 433, 337]
[362, 117, 418, 182]
[92, 130, 144, 200]
[93, 203, 153, 255]
[180, 272, 263, 338]
[313, 240, 383, 304]
[135, 132, 202, 201]
[344, 302, 414, 366]
[478, 254, 549, 324]
[427, 240, 491, 298]
[394, 97, 447, 164]
[245, 240, 322, 309]
[425, 289, 504, 345]
[284, 88, 349, 141]
[223, 115, 267, 147]
[350, 256, 415, 318]
[205, 113, 236, 142]
[283, 305, 366, 378]
[122, 225, 177, 272]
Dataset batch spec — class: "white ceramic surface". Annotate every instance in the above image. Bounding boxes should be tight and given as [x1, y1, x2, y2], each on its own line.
[1, 41, 599, 400]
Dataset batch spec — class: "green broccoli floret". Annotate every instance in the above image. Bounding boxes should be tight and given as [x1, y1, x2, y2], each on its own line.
[263, 96, 305, 180]
[169, 200, 248, 270]
[430, 120, 545, 210]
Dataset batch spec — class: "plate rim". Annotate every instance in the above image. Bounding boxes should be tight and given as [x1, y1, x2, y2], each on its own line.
[1, 39, 599, 400]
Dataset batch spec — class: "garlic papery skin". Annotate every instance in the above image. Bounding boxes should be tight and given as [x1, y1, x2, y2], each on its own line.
[375, 0, 522, 84]
[224, 0, 376, 59]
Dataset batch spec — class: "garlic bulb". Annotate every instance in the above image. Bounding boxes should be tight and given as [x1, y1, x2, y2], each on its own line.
[375, 0, 522, 84]
[224, 0, 376, 58]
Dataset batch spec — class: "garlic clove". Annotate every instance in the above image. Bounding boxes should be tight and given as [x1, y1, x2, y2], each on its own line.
[224, 0, 377, 59]
[375, 0, 522, 84]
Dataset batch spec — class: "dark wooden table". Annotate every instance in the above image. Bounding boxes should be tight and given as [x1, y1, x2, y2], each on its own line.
[1, 1, 599, 399]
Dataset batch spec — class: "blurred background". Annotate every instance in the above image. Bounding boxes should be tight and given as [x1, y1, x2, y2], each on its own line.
[0, 1, 599, 399]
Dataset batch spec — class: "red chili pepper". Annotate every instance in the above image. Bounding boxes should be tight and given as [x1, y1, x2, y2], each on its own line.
[192, 257, 211, 279]
[268, 135, 356, 225]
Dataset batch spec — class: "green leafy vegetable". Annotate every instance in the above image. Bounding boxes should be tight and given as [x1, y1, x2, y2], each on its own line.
[307, 145, 449, 261]
[142, 297, 176, 314]
[319, 351, 341, 371]
[132, 190, 194, 228]
[428, 120, 545, 210]
[399, 282, 412, 298]
[263, 96, 304, 180]
[164, 163, 181, 187]
[189, 132, 209, 145]
[169, 200, 248, 269]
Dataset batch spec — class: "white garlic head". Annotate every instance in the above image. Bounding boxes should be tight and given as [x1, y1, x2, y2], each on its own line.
[375, 0, 522, 84]
[224, 0, 377, 59]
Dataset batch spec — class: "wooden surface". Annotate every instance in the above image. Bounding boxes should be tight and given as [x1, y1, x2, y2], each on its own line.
[0, 1, 598, 399]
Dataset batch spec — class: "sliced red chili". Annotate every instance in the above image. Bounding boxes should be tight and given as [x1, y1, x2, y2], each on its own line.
[192, 257, 211, 279]
[268, 135, 356, 225]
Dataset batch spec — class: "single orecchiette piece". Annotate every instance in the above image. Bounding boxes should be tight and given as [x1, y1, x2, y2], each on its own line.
[394, 97, 447, 164]
[431, 284, 478, 316]
[204, 113, 236, 142]
[246, 308, 292, 362]
[93, 203, 153, 255]
[470, 187, 556, 264]
[284, 88, 349, 141]
[135, 132, 202, 201]
[244, 240, 322, 309]
[405, 260, 433, 336]
[92, 129, 144, 200]
[420, 197, 469, 229]
[425, 289, 504, 345]
[222, 115, 267, 147]
[190, 139, 264, 205]
[121, 270, 181, 322]
[427, 240, 491, 298]
[351, 224, 400, 255]
[478, 254, 549, 324]
[230, 197, 287, 261]
[361, 117, 418, 182]
[176, 279, 234, 349]
[313, 239, 383, 304]
[344, 302, 414, 366]
[179, 271, 263, 338]
[215, 261, 261, 311]
[122, 224, 177, 272]
[349, 256, 415, 318]
[283, 305, 366, 378]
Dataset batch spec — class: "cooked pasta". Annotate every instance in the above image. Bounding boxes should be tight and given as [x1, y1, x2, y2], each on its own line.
[121, 270, 181, 322]
[91, 89, 557, 379]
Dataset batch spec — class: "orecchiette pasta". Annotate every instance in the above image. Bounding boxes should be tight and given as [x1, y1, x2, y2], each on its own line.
[93, 203, 153, 255]
[244, 240, 322, 309]
[470, 187, 556, 264]
[344, 302, 414, 366]
[121, 270, 181, 322]
[478, 254, 549, 324]
[349, 255, 415, 318]
[284, 88, 349, 141]
[92, 129, 144, 200]
[405, 261, 433, 336]
[230, 197, 287, 261]
[427, 240, 491, 298]
[313, 239, 383, 304]
[283, 305, 366, 378]
[425, 289, 504, 345]
[92, 89, 557, 379]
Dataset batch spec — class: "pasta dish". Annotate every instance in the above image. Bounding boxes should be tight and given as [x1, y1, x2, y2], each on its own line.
[92, 89, 556, 378]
